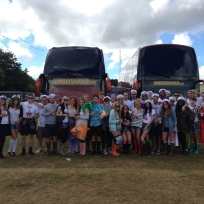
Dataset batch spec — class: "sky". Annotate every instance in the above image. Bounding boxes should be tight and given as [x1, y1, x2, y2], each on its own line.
[0, 0, 204, 80]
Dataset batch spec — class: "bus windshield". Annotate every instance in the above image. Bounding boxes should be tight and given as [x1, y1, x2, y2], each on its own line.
[44, 47, 105, 78]
[139, 45, 199, 77]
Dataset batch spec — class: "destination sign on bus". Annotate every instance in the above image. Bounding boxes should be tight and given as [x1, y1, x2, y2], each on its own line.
[52, 78, 97, 86]
[153, 81, 184, 86]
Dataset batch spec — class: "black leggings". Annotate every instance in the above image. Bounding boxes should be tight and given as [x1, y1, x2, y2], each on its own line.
[60, 127, 68, 143]
[178, 132, 186, 150]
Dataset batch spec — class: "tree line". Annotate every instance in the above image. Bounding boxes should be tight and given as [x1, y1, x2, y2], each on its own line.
[0, 49, 34, 92]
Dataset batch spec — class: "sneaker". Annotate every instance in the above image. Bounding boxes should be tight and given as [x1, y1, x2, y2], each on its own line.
[7, 152, 12, 157]
[103, 149, 108, 155]
[107, 149, 112, 154]
[157, 150, 161, 155]
[151, 149, 156, 154]
[12, 152, 16, 156]
[36, 148, 42, 153]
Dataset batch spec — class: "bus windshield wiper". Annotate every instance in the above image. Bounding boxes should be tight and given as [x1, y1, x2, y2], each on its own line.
[49, 68, 76, 78]
[146, 70, 170, 78]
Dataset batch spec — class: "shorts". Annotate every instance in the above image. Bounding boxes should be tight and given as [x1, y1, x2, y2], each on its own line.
[90, 125, 102, 137]
[123, 126, 131, 132]
[131, 126, 142, 131]
[191, 122, 199, 134]
[21, 118, 37, 136]
[59, 122, 68, 129]
[0, 124, 11, 137]
[151, 124, 162, 137]
[163, 127, 169, 133]
[36, 126, 46, 139]
[45, 124, 59, 138]
[10, 124, 19, 130]
[142, 122, 152, 132]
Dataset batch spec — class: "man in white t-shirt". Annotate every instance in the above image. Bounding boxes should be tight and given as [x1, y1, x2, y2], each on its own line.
[123, 91, 134, 110]
[20, 94, 39, 156]
[36, 95, 49, 153]
[158, 89, 166, 105]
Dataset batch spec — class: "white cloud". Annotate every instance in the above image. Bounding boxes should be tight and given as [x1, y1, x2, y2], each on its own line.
[172, 32, 193, 46]
[149, 0, 169, 14]
[199, 66, 204, 79]
[27, 65, 44, 79]
[155, 39, 163, 44]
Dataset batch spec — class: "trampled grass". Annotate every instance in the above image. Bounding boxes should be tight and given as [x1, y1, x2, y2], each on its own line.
[1, 136, 204, 204]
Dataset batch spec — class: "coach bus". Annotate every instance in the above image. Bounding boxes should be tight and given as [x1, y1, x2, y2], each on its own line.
[35, 46, 111, 102]
[119, 44, 200, 97]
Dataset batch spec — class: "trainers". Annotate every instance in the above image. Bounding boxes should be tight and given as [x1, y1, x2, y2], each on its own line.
[151, 149, 156, 154]
[103, 149, 107, 155]
[157, 150, 161, 155]
[12, 152, 16, 156]
[7, 152, 12, 157]
[36, 148, 43, 153]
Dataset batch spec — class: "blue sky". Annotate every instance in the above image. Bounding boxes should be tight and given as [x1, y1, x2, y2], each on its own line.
[0, 0, 204, 80]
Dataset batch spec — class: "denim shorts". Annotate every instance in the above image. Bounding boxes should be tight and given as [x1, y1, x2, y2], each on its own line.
[192, 122, 199, 134]
[142, 122, 152, 132]
[10, 124, 19, 130]
[131, 126, 142, 131]
[59, 122, 68, 129]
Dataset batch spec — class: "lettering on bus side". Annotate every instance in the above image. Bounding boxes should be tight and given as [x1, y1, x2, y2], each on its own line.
[52, 78, 97, 85]
[153, 81, 184, 86]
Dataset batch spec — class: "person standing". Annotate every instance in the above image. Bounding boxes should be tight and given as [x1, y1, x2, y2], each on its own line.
[42, 94, 59, 156]
[123, 91, 134, 110]
[20, 94, 39, 156]
[8, 95, 23, 156]
[110, 94, 116, 108]
[0, 96, 11, 159]
[35, 95, 49, 153]
[130, 90, 137, 109]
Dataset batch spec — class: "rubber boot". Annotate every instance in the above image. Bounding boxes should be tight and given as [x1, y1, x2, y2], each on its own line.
[162, 142, 168, 155]
[146, 141, 151, 155]
[138, 141, 142, 155]
[133, 140, 138, 154]
[81, 142, 86, 156]
[28, 147, 34, 155]
[168, 143, 174, 157]
[59, 143, 67, 156]
[122, 144, 126, 154]
[111, 144, 120, 156]
[126, 144, 130, 154]
[53, 142, 59, 155]
[189, 143, 194, 153]
[20, 147, 26, 156]
[194, 144, 200, 154]
[79, 142, 82, 155]
[141, 143, 147, 156]
[46, 142, 51, 156]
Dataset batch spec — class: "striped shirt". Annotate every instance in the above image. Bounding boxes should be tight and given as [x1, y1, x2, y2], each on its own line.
[131, 108, 144, 128]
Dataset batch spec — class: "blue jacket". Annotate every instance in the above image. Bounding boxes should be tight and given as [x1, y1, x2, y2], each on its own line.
[109, 109, 121, 132]
[160, 109, 177, 133]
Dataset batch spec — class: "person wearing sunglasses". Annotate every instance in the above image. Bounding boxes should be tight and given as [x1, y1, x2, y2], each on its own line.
[56, 96, 70, 155]
[174, 92, 180, 104]
[130, 90, 137, 108]
[0, 96, 11, 159]
[140, 91, 148, 109]
[169, 96, 176, 111]
[117, 94, 124, 109]
[7, 95, 23, 156]
[20, 93, 39, 156]
[188, 97, 201, 154]
[109, 102, 123, 156]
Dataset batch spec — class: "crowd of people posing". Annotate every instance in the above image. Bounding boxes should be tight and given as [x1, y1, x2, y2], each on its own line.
[0, 88, 203, 159]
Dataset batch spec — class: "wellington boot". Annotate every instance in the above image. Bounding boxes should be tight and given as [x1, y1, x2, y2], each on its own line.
[146, 142, 151, 154]
[126, 144, 130, 154]
[141, 143, 148, 156]
[138, 141, 142, 155]
[20, 147, 26, 156]
[189, 143, 194, 153]
[111, 144, 120, 156]
[167, 143, 174, 157]
[46, 142, 51, 156]
[28, 147, 34, 155]
[53, 142, 59, 155]
[162, 143, 168, 155]
[133, 140, 138, 154]
[122, 144, 126, 154]
[59, 143, 67, 156]
[194, 144, 200, 154]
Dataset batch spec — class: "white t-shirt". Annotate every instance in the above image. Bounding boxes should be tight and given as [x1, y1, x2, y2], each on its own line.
[1, 109, 9, 124]
[8, 107, 20, 125]
[187, 97, 203, 108]
[158, 98, 165, 105]
[124, 99, 134, 110]
[21, 102, 39, 118]
[38, 106, 46, 127]
[152, 103, 162, 123]
[143, 109, 155, 124]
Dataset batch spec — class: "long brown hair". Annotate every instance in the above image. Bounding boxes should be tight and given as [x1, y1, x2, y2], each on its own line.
[77, 98, 85, 115]
[113, 102, 121, 118]
[10, 98, 21, 109]
[161, 102, 172, 117]
[0, 100, 8, 111]
[70, 96, 78, 110]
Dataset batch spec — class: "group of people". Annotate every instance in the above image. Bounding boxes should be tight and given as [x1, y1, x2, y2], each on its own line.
[0, 88, 203, 159]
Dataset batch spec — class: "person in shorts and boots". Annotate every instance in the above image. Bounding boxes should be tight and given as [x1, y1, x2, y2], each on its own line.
[20, 93, 39, 155]
[42, 94, 59, 156]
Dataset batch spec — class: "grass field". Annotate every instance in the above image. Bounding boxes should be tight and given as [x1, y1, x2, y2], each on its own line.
[1, 136, 204, 204]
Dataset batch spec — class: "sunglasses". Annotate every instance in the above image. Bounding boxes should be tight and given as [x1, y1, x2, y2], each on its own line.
[191, 98, 196, 101]
[131, 94, 136, 95]
[115, 106, 120, 108]
[170, 100, 175, 102]
[123, 108, 128, 109]
[174, 95, 179, 97]
[63, 99, 69, 101]
[28, 97, 34, 99]
[142, 95, 147, 97]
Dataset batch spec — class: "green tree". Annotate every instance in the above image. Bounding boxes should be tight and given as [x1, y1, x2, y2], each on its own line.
[110, 79, 118, 86]
[0, 49, 34, 92]
[0, 68, 5, 88]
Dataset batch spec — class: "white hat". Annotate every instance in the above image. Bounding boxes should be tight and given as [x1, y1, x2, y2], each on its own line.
[152, 93, 159, 98]
[0, 95, 7, 100]
[187, 90, 192, 94]
[169, 96, 176, 101]
[163, 99, 170, 103]
[11, 95, 20, 99]
[49, 93, 56, 98]
[40, 95, 49, 99]
[159, 89, 166, 93]
[103, 96, 111, 100]
[145, 99, 152, 103]
[117, 94, 124, 99]
[131, 90, 137, 94]
[147, 91, 153, 94]
[166, 90, 171, 94]
[141, 91, 147, 95]
[178, 96, 186, 101]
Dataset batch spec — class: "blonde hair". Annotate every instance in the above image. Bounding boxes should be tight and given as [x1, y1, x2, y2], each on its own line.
[62, 96, 69, 100]
[113, 102, 121, 118]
